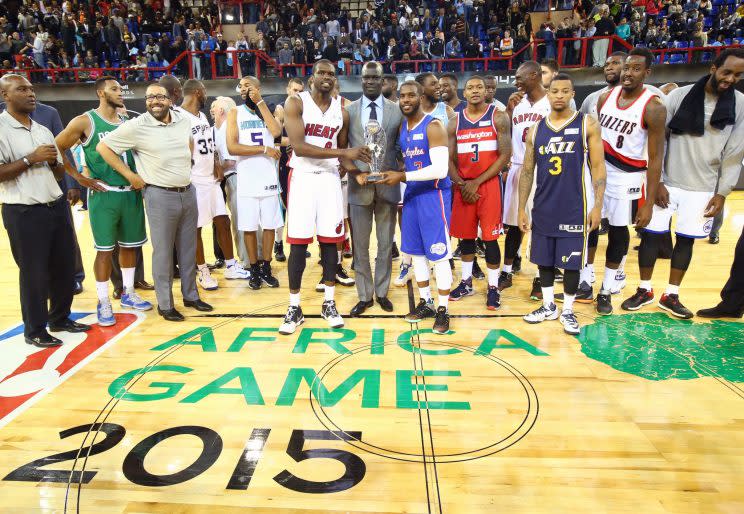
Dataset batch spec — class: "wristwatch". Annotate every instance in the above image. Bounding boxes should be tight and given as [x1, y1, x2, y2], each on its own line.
[22, 157, 31, 167]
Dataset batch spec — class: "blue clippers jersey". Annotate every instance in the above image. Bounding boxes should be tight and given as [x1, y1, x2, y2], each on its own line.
[400, 115, 451, 201]
[532, 112, 592, 238]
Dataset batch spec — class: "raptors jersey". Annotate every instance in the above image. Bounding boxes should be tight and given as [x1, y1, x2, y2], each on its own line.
[288, 91, 343, 175]
[236, 104, 279, 198]
[532, 113, 593, 238]
[180, 107, 215, 185]
[598, 85, 659, 199]
[456, 104, 499, 180]
[511, 94, 551, 165]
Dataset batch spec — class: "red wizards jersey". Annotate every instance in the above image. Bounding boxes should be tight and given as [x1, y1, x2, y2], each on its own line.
[456, 103, 500, 180]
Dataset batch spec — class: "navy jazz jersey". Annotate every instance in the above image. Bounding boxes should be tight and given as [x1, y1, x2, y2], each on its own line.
[531, 112, 593, 238]
[399, 114, 451, 201]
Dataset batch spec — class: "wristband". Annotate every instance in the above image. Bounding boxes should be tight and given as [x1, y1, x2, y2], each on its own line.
[256, 99, 265, 107]
[22, 157, 31, 167]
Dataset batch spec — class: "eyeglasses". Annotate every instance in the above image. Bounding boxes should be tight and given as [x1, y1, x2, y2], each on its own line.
[145, 94, 169, 102]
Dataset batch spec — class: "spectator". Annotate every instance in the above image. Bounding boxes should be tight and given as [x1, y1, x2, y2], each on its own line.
[278, 42, 293, 76]
[593, 6, 615, 66]
[615, 17, 631, 41]
[322, 37, 339, 62]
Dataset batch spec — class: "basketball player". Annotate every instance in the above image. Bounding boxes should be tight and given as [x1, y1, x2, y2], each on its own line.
[540, 59, 577, 110]
[594, 48, 666, 315]
[519, 73, 607, 335]
[439, 73, 465, 113]
[502, 61, 551, 300]
[278, 60, 371, 335]
[622, 48, 744, 318]
[226, 76, 283, 289]
[180, 80, 249, 290]
[379, 80, 453, 334]
[448, 76, 511, 310]
[382, 74, 399, 102]
[483, 75, 508, 111]
[55, 76, 152, 326]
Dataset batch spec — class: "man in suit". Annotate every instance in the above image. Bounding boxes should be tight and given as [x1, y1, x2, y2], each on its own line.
[344, 61, 403, 316]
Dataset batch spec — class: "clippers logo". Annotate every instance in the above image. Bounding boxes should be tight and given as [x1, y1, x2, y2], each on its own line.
[430, 242, 447, 255]
[0, 312, 144, 429]
[403, 147, 425, 159]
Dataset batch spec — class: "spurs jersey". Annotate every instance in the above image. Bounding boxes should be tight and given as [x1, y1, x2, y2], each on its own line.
[456, 104, 500, 179]
[180, 107, 215, 185]
[598, 85, 659, 199]
[288, 91, 343, 175]
[235, 104, 279, 197]
[511, 94, 551, 165]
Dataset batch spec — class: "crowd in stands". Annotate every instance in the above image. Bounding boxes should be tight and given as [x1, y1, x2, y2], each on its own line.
[1, 0, 743, 81]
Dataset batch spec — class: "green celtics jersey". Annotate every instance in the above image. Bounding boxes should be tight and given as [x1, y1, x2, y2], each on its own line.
[81, 109, 136, 186]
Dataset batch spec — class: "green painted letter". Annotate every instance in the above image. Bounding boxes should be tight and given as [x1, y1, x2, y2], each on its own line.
[227, 327, 278, 352]
[276, 368, 380, 407]
[108, 365, 192, 401]
[180, 367, 265, 405]
[293, 328, 356, 354]
[475, 329, 549, 356]
[396, 370, 471, 410]
[150, 327, 217, 352]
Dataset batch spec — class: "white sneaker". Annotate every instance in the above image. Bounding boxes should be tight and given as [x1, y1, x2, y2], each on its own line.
[321, 300, 344, 328]
[559, 311, 580, 335]
[394, 263, 412, 287]
[224, 263, 250, 280]
[611, 270, 626, 295]
[279, 305, 304, 335]
[197, 267, 218, 290]
[315, 279, 325, 292]
[523, 303, 559, 324]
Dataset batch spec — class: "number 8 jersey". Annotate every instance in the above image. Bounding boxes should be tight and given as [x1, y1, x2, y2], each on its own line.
[236, 104, 279, 197]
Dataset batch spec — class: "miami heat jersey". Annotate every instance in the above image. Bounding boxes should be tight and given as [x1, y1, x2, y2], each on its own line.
[236, 104, 279, 198]
[288, 91, 343, 175]
[511, 94, 551, 165]
[456, 104, 499, 180]
[532, 112, 593, 238]
[598, 85, 659, 199]
[399, 115, 451, 201]
[180, 107, 215, 186]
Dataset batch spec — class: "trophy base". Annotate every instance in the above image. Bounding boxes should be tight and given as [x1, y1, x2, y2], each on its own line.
[367, 174, 384, 183]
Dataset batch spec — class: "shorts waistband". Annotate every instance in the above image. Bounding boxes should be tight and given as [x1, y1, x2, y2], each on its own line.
[97, 182, 133, 192]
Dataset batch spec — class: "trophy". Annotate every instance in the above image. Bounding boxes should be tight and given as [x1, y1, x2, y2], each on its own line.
[364, 119, 386, 183]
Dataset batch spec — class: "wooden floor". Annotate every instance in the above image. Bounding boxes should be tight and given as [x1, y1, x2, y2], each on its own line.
[0, 194, 742, 514]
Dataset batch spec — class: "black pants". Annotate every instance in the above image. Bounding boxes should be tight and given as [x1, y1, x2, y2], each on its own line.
[720, 225, 744, 314]
[2, 198, 75, 338]
[110, 245, 146, 290]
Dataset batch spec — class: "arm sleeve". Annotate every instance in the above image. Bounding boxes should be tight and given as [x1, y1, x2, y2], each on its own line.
[101, 118, 138, 155]
[404, 146, 449, 181]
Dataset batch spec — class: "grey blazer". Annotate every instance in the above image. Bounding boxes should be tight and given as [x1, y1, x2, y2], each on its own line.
[345, 97, 403, 206]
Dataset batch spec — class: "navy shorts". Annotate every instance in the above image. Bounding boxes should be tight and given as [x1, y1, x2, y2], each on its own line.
[530, 232, 586, 271]
[401, 188, 452, 262]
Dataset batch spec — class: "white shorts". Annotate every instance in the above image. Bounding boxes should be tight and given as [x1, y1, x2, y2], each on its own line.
[503, 162, 534, 226]
[645, 186, 714, 238]
[286, 170, 345, 244]
[237, 194, 284, 232]
[341, 174, 349, 218]
[601, 195, 634, 227]
[195, 182, 228, 228]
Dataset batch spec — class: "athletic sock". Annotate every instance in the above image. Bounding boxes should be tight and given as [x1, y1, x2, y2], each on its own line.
[275, 226, 284, 241]
[487, 267, 500, 287]
[618, 255, 627, 273]
[96, 281, 110, 302]
[438, 294, 449, 310]
[324, 285, 335, 302]
[542, 286, 555, 308]
[503, 263, 513, 274]
[337, 250, 342, 264]
[665, 284, 680, 295]
[640, 280, 652, 291]
[122, 267, 135, 294]
[461, 261, 473, 281]
[580, 265, 591, 284]
[601, 268, 616, 294]
[419, 286, 432, 302]
[289, 292, 301, 307]
[563, 294, 575, 313]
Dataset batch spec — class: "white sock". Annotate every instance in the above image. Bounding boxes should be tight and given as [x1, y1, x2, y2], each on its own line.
[563, 294, 575, 313]
[461, 260, 473, 281]
[122, 267, 135, 293]
[602, 268, 616, 293]
[640, 280, 652, 291]
[588, 263, 595, 278]
[503, 263, 513, 273]
[289, 292, 301, 306]
[226, 258, 236, 267]
[543, 286, 555, 308]
[401, 252, 412, 265]
[665, 284, 680, 295]
[337, 250, 342, 264]
[96, 281, 110, 302]
[419, 286, 432, 302]
[618, 255, 627, 274]
[438, 294, 449, 310]
[275, 226, 284, 241]
[198, 263, 208, 271]
[580, 265, 591, 284]
[324, 284, 335, 302]
[487, 267, 500, 287]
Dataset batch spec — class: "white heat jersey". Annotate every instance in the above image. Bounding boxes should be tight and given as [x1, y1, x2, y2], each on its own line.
[511, 94, 551, 165]
[288, 91, 343, 175]
[180, 107, 215, 185]
[598, 85, 659, 199]
[235, 104, 279, 198]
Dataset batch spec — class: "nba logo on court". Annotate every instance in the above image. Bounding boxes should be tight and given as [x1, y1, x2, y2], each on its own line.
[0, 312, 144, 429]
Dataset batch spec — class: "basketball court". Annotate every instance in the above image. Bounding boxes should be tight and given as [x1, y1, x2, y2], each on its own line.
[0, 194, 742, 513]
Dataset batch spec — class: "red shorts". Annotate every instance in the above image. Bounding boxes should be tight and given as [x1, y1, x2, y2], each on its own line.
[450, 177, 503, 241]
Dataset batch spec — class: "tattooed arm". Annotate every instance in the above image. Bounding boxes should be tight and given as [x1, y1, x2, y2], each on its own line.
[585, 115, 607, 232]
[517, 123, 537, 233]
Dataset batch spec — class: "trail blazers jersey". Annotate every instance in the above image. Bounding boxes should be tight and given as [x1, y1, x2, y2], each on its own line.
[288, 91, 343, 175]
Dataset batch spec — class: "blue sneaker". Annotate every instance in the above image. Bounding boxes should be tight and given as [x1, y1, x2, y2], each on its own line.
[486, 285, 501, 310]
[97, 301, 115, 327]
[121, 291, 153, 311]
[394, 263, 412, 287]
[449, 278, 474, 301]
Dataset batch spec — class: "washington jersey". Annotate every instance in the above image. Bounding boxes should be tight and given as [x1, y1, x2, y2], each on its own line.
[456, 104, 500, 180]
[511, 94, 551, 165]
[235, 104, 279, 197]
[597, 85, 659, 198]
[400, 115, 451, 201]
[181, 108, 215, 185]
[531, 112, 593, 238]
[288, 91, 343, 175]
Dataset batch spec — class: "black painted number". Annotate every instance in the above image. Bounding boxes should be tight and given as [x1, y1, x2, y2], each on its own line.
[197, 138, 214, 155]
[616, 135, 624, 149]
[273, 429, 366, 494]
[3, 423, 125, 484]
[226, 428, 271, 490]
[470, 143, 479, 162]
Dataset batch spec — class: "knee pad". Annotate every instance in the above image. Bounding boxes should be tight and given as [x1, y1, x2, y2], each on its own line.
[638, 231, 660, 268]
[606, 225, 630, 263]
[538, 265, 555, 287]
[412, 255, 431, 283]
[319, 242, 337, 283]
[562, 269, 580, 295]
[288, 244, 308, 290]
[485, 240, 501, 266]
[671, 235, 695, 271]
[459, 239, 476, 255]
[587, 228, 599, 249]
[504, 225, 524, 259]
[433, 259, 453, 291]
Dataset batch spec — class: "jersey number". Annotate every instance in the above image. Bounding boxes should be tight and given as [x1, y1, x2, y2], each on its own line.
[197, 138, 213, 155]
[616, 135, 624, 149]
[470, 143, 479, 162]
[548, 156, 562, 176]
[251, 133, 264, 146]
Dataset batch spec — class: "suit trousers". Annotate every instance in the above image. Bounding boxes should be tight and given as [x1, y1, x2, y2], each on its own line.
[142, 185, 200, 310]
[2, 197, 75, 338]
[350, 201, 397, 301]
[720, 225, 744, 314]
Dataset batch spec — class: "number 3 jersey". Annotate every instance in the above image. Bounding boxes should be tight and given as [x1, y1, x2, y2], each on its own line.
[597, 85, 659, 199]
[531, 112, 593, 238]
[236, 104, 279, 197]
[179, 107, 216, 186]
[511, 94, 551, 166]
[455, 103, 500, 179]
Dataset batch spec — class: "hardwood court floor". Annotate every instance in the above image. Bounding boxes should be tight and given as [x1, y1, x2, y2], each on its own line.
[0, 194, 742, 514]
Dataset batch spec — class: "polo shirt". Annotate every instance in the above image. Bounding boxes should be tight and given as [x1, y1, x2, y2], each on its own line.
[0, 110, 63, 205]
[101, 108, 192, 188]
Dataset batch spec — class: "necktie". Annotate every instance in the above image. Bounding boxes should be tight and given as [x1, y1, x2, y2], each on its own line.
[369, 101, 378, 121]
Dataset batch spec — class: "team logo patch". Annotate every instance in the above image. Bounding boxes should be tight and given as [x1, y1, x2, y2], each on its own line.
[627, 187, 641, 195]
[565, 128, 580, 135]
[479, 121, 491, 127]
[0, 312, 143, 429]
[412, 133, 424, 140]
[703, 218, 713, 234]
[561, 251, 583, 263]
[430, 242, 447, 255]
